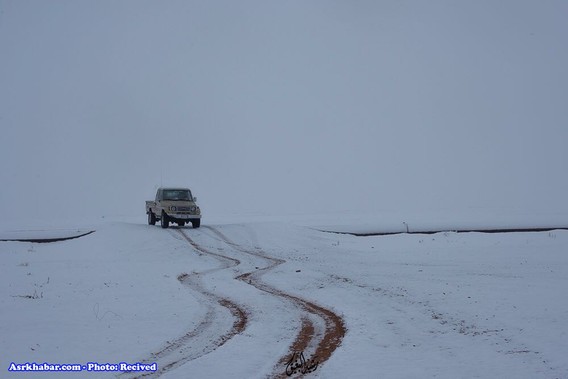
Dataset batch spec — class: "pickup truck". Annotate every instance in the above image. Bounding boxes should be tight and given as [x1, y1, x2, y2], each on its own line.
[146, 187, 201, 229]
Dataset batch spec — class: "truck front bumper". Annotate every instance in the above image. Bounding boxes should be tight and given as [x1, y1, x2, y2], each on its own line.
[166, 213, 201, 221]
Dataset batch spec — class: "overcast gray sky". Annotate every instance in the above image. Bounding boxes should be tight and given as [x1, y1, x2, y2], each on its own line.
[1, 0, 567, 223]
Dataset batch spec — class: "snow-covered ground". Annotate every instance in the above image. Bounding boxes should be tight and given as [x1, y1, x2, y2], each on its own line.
[1, 216, 567, 378]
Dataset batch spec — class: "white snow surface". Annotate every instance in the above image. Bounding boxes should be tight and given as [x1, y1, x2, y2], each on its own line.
[1, 216, 567, 378]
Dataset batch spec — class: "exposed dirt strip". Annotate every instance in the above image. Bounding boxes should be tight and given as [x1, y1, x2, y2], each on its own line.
[205, 226, 346, 378]
[0, 230, 95, 243]
[321, 226, 568, 236]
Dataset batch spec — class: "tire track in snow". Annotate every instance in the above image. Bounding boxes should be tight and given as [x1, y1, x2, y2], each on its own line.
[119, 229, 248, 379]
[328, 273, 545, 365]
[204, 226, 346, 378]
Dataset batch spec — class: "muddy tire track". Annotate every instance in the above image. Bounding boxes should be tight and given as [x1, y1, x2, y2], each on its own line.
[119, 229, 248, 379]
[204, 226, 346, 378]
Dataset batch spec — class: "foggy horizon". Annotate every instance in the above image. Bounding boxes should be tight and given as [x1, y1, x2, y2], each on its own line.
[1, 0, 567, 225]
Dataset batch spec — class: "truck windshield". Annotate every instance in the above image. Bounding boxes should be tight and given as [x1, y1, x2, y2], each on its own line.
[163, 189, 192, 201]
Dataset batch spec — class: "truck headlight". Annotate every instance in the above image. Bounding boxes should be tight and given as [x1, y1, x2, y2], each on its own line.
[170, 206, 177, 212]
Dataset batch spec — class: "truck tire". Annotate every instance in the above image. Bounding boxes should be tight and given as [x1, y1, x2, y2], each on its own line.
[148, 211, 156, 225]
[192, 219, 201, 228]
[161, 211, 169, 229]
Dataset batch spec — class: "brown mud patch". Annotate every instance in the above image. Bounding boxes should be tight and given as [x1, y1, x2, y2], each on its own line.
[206, 226, 346, 378]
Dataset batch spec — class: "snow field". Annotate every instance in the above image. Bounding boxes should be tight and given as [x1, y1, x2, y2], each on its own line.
[1, 220, 567, 378]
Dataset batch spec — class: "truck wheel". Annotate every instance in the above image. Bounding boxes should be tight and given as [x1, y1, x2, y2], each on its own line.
[148, 211, 156, 225]
[192, 219, 201, 228]
[161, 211, 169, 229]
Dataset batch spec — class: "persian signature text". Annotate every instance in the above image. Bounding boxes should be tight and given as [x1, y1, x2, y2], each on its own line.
[285, 351, 319, 376]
